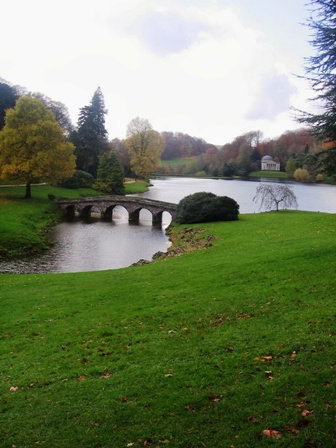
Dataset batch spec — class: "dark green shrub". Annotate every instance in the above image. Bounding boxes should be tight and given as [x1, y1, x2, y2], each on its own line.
[174, 192, 239, 224]
[58, 170, 94, 189]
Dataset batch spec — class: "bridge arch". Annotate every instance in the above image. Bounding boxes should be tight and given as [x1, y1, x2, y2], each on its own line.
[57, 196, 177, 226]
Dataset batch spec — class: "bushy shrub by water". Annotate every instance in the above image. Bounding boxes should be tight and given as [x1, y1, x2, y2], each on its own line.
[174, 191, 239, 224]
[59, 170, 94, 189]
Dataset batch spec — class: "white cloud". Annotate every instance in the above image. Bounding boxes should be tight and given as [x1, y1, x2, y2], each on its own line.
[0, 0, 314, 144]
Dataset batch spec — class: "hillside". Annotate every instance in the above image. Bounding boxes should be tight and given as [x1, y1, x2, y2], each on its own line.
[0, 211, 335, 447]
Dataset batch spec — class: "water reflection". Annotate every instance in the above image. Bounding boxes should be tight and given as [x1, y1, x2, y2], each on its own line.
[0, 210, 171, 274]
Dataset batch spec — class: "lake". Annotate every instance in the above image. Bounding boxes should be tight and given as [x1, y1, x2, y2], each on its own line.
[1, 177, 335, 274]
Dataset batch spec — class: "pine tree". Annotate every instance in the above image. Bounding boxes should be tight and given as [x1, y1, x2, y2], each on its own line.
[72, 87, 109, 177]
[0, 82, 18, 130]
[297, 0, 336, 176]
[96, 151, 125, 195]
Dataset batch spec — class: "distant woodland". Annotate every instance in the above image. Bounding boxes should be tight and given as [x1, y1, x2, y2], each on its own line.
[0, 77, 331, 185]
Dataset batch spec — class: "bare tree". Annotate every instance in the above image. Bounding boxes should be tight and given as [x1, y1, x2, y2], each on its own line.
[253, 184, 298, 211]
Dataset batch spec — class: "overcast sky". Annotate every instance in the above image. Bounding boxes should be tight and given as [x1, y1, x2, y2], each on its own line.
[1, 0, 315, 145]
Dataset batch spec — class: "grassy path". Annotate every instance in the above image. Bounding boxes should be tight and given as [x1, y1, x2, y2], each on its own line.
[0, 211, 335, 447]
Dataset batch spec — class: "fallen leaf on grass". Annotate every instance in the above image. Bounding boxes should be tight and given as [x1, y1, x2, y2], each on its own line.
[100, 371, 112, 379]
[91, 421, 99, 426]
[209, 394, 223, 402]
[184, 405, 195, 411]
[164, 374, 173, 377]
[263, 429, 282, 439]
[120, 396, 127, 402]
[301, 410, 314, 417]
[9, 386, 18, 392]
[286, 425, 300, 435]
[288, 351, 297, 364]
[127, 443, 134, 447]
[296, 401, 306, 408]
[78, 375, 85, 381]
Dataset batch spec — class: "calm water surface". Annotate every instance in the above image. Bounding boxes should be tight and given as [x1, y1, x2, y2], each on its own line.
[139, 177, 336, 214]
[1, 209, 172, 274]
[2, 178, 336, 274]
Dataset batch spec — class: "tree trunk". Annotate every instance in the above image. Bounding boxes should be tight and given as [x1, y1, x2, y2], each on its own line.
[25, 182, 31, 199]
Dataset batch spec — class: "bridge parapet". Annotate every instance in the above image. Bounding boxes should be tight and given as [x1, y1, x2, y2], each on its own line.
[57, 196, 177, 226]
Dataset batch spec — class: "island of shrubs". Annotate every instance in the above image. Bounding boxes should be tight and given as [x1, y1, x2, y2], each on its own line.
[174, 192, 239, 224]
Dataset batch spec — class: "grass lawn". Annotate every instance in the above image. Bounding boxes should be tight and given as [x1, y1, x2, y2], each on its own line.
[158, 157, 199, 174]
[124, 180, 149, 194]
[250, 171, 289, 179]
[0, 211, 335, 447]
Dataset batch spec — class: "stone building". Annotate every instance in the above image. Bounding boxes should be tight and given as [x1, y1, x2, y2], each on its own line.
[261, 155, 280, 171]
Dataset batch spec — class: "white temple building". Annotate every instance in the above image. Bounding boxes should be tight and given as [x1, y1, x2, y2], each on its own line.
[261, 155, 280, 171]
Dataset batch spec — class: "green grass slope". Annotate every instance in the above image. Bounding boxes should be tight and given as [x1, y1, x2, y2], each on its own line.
[0, 211, 335, 447]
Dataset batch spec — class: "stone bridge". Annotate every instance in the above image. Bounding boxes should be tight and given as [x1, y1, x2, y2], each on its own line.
[57, 196, 177, 226]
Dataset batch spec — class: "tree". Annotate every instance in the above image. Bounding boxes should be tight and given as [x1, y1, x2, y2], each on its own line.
[31, 92, 74, 135]
[0, 82, 18, 130]
[125, 117, 162, 180]
[285, 158, 296, 176]
[253, 184, 298, 212]
[96, 150, 125, 194]
[72, 87, 108, 177]
[174, 192, 239, 224]
[110, 138, 132, 177]
[58, 170, 94, 189]
[0, 96, 76, 198]
[297, 0, 336, 175]
[294, 168, 311, 182]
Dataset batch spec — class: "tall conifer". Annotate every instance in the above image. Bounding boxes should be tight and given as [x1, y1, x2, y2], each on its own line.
[73, 87, 108, 177]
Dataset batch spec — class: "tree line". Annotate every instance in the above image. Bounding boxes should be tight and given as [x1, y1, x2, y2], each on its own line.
[1, 0, 336, 197]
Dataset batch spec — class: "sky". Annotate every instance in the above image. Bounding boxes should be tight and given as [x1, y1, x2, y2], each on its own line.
[1, 0, 316, 145]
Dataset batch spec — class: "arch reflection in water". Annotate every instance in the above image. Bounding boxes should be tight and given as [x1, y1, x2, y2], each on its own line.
[1, 209, 172, 274]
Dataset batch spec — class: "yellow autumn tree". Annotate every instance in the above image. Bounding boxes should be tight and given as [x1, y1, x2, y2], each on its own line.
[125, 117, 162, 180]
[0, 96, 76, 198]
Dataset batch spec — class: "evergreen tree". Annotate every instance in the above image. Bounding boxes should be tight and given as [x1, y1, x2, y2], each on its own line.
[72, 87, 108, 177]
[0, 82, 18, 130]
[96, 150, 125, 195]
[297, 0, 336, 175]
